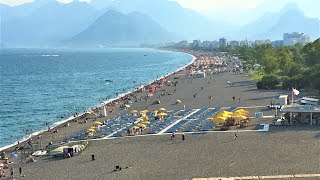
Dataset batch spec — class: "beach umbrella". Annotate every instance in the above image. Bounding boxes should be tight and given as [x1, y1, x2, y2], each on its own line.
[152, 110, 158, 113]
[159, 108, 166, 111]
[136, 117, 144, 121]
[95, 121, 103, 125]
[142, 121, 150, 124]
[143, 116, 149, 121]
[138, 124, 146, 128]
[131, 110, 138, 113]
[235, 109, 249, 115]
[89, 126, 96, 129]
[148, 93, 153, 97]
[140, 110, 148, 114]
[157, 112, 168, 117]
[0, 162, 4, 167]
[212, 117, 227, 123]
[10, 153, 18, 158]
[87, 128, 96, 132]
[176, 100, 182, 103]
[132, 126, 139, 130]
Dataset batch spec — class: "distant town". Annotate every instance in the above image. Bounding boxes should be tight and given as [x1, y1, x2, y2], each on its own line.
[155, 32, 311, 49]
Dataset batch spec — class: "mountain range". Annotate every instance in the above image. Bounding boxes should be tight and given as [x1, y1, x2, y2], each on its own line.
[1, 0, 319, 47]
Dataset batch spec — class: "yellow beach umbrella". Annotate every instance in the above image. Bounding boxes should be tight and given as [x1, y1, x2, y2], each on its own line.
[131, 110, 138, 113]
[153, 110, 158, 112]
[89, 126, 96, 129]
[232, 115, 247, 121]
[234, 111, 248, 116]
[142, 121, 150, 124]
[221, 111, 233, 115]
[136, 117, 143, 121]
[87, 128, 96, 132]
[212, 117, 227, 123]
[138, 124, 147, 128]
[159, 108, 166, 111]
[132, 126, 139, 130]
[157, 112, 167, 117]
[95, 121, 103, 125]
[143, 116, 149, 121]
[235, 109, 249, 114]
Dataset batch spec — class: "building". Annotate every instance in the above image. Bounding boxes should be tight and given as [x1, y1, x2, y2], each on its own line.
[283, 32, 310, 46]
[229, 41, 239, 47]
[219, 38, 227, 47]
[175, 40, 189, 48]
[211, 41, 219, 49]
[192, 40, 201, 49]
[271, 40, 284, 47]
[202, 41, 212, 49]
[280, 104, 320, 125]
[254, 39, 271, 46]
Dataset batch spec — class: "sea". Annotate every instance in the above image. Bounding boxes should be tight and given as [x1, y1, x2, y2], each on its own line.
[0, 48, 193, 149]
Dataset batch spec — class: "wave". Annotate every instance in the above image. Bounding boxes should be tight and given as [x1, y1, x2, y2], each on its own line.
[42, 54, 60, 57]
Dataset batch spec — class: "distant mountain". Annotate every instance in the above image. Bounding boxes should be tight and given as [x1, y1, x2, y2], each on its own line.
[89, 0, 114, 10]
[68, 10, 173, 46]
[89, 0, 233, 40]
[236, 3, 320, 40]
[2, 1, 99, 47]
[0, 0, 55, 22]
[258, 7, 320, 40]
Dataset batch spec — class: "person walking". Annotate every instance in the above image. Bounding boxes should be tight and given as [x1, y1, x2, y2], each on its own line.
[182, 133, 185, 141]
[171, 132, 175, 140]
[234, 133, 238, 139]
[19, 166, 22, 177]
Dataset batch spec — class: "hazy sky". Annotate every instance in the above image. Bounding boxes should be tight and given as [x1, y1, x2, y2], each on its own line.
[1, 0, 320, 25]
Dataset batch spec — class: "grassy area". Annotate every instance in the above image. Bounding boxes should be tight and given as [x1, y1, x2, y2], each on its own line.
[249, 69, 264, 82]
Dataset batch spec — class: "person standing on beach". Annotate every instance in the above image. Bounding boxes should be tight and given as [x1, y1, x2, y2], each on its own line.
[171, 132, 175, 140]
[234, 133, 238, 139]
[10, 168, 14, 179]
[19, 166, 22, 177]
[232, 96, 235, 101]
[182, 133, 185, 141]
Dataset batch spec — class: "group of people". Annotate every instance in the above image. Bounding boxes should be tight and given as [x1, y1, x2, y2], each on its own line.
[0, 151, 24, 179]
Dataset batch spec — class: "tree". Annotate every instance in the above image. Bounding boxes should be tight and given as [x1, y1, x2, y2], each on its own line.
[303, 39, 320, 67]
[277, 48, 293, 75]
[262, 54, 279, 74]
[257, 74, 280, 89]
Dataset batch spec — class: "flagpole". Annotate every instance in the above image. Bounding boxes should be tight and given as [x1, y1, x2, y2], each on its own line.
[291, 87, 294, 105]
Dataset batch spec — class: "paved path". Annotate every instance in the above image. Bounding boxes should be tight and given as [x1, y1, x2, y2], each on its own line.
[193, 173, 320, 179]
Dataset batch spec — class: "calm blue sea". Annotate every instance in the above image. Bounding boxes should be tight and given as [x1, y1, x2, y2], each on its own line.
[0, 48, 193, 148]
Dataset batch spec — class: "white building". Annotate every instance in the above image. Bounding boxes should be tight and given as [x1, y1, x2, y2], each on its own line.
[283, 32, 310, 46]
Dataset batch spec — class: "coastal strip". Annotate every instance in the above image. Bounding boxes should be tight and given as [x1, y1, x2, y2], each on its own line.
[0, 49, 196, 152]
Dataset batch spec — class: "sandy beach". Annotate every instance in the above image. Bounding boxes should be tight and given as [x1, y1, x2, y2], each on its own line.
[1, 49, 308, 180]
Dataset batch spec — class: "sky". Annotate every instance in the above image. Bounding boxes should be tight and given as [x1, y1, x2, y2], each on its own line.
[1, 0, 320, 25]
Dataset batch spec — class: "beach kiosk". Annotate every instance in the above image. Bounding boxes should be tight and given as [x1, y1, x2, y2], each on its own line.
[100, 106, 107, 117]
[300, 97, 319, 105]
[195, 71, 206, 78]
[279, 95, 288, 106]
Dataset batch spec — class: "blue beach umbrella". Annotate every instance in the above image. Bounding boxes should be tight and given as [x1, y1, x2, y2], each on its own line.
[10, 153, 18, 158]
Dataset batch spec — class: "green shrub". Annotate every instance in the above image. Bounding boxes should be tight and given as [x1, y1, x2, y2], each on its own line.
[257, 74, 280, 89]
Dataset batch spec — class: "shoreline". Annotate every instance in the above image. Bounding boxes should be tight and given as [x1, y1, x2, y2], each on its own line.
[0, 49, 196, 152]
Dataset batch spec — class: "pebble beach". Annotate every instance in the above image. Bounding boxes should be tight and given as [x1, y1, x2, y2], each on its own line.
[3, 49, 318, 180]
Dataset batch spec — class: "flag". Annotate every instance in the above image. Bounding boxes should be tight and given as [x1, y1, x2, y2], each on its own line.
[293, 88, 300, 95]
[292, 87, 300, 101]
